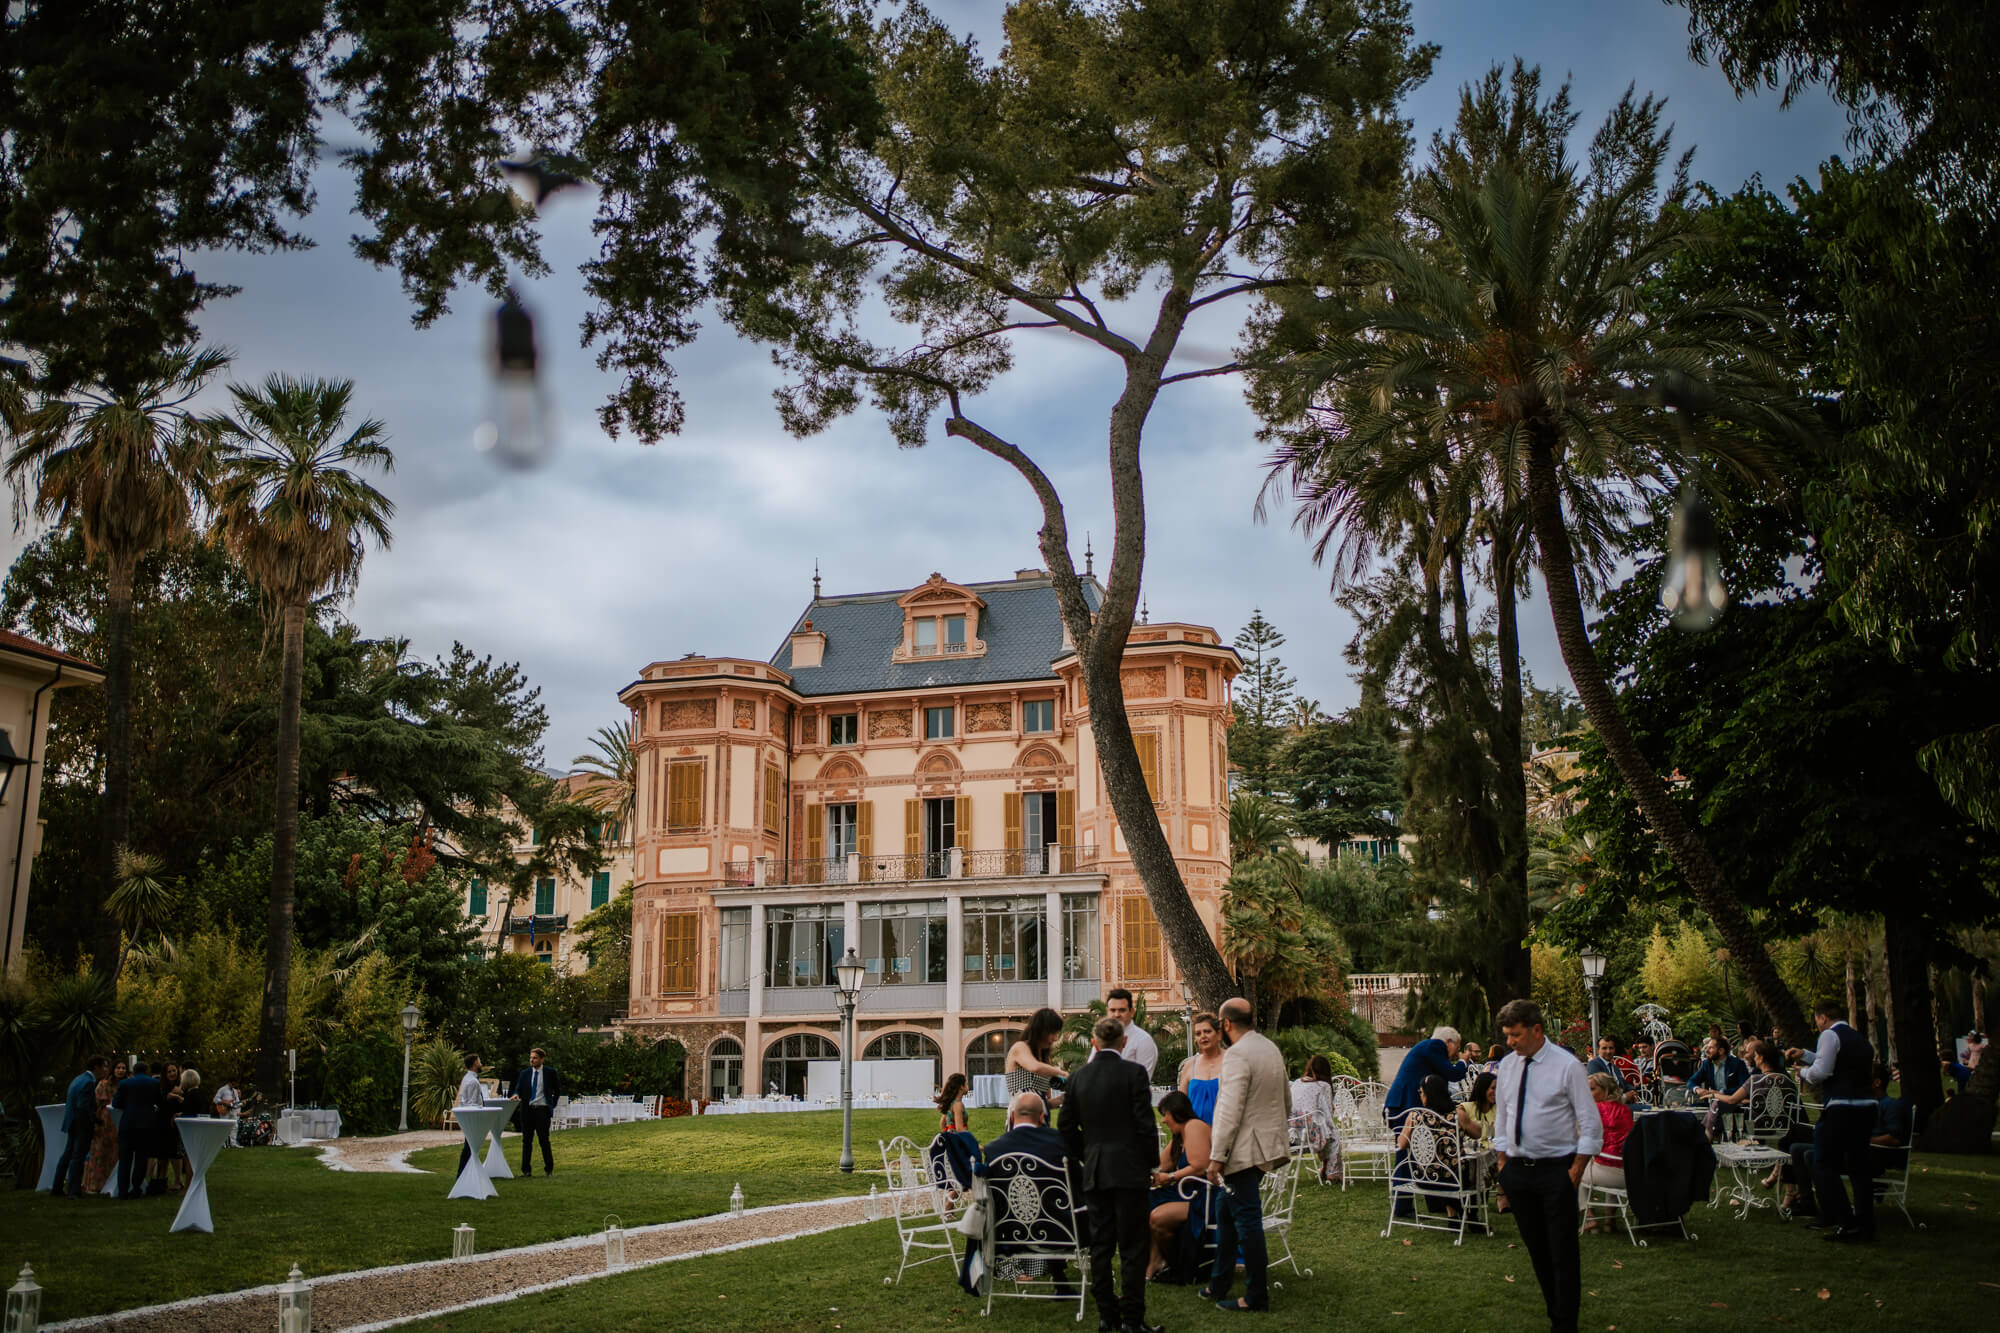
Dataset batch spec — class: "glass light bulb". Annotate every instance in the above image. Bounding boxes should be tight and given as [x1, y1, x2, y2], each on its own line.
[1660, 487, 1728, 631]
[486, 369, 554, 469]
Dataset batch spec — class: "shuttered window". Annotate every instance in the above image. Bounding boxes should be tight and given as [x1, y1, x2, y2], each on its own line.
[534, 878, 556, 915]
[660, 913, 699, 994]
[667, 760, 704, 830]
[590, 871, 611, 910]
[1134, 733, 1162, 801]
[1122, 895, 1163, 979]
[468, 879, 487, 916]
[764, 764, 783, 833]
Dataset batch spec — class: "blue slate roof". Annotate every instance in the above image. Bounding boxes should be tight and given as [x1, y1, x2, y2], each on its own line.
[769, 574, 1103, 697]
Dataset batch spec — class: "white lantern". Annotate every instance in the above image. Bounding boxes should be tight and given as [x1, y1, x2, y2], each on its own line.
[5, 1264, 41, 1333]
[729, 1182, 745, 1216]
[864, 1184, 882, 1222]
[452, 1223, 476, 1259]
[277, 1264, 313, 1333]
[604, 1215, 626, 1270]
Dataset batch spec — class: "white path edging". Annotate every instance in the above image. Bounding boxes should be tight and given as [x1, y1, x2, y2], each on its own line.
[41, 1195, 871, 1332]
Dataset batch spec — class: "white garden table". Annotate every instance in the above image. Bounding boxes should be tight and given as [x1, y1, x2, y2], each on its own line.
[170, 1118, 236, 1233]
[449, 1106, 509, 1200]
[35, 1105, 65, 1191]
[482, 1113, 514, 1179]
[565, 1100, 654, 1126]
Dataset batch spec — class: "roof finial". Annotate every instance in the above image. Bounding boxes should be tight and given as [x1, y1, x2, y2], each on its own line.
[1084, 533, 1094, 578]
[1140, 594, 1149, 625]
[812, 559, 821, 601]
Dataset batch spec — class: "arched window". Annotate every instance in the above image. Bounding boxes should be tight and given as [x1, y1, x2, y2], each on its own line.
[707, 1037, 743, 1102]
[762, 1032, 838, 1099]
[966, 1028, 1019, 1079]
[864, 1031, 943, 1087]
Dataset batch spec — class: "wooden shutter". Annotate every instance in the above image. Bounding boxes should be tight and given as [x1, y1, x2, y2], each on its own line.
[857, 801, 874, 880]
[905, 798, 921, 858]
[1134, 733, 1161, 800]
[660, 913, 698, 994]
[763, 764, 782, 833]
[1123, 895, 1163, 978]
[805, 804, 823, 862]
[1056, 790, 1075, 871]
[591, 871, 610, 909]
[1003, 792, 1023, 875]
[955, 796, 972, 849]
[469, 879, 487, 916]
[668, 760, 704, 830]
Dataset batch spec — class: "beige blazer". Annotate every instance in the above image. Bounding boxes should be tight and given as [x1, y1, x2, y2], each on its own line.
[1209, 1029, 1293, 1174]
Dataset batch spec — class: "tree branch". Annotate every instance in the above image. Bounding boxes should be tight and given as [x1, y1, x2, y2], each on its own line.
[1159, 361, 1242, 385]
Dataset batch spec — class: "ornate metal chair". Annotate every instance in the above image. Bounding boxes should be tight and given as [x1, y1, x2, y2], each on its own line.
[1336, 1080, 1394, 1187]
[980, 1150, 1088, 1320]
[1382, 1108, 1487, 1245]
[879, 1135, 960, 1285]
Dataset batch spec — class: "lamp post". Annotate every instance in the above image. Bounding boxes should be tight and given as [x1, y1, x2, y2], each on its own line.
[834, 945, 865, 1174]
[398, 1004, 420, 1132]
[1580, 948, 1607, 1055]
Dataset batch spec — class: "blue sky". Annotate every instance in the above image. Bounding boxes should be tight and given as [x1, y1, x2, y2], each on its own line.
[6, 2, 1851, 767]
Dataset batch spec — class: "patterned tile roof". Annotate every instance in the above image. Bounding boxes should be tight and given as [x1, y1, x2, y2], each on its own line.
[769, 573, 1102, 697]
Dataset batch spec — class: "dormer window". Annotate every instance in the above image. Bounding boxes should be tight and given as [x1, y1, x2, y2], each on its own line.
[945, 615, 966, 651]
[894, 574, 989, 662]
[914, 618, 938, 654]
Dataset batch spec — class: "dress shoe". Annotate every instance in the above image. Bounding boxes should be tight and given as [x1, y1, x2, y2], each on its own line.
[1802, 1216, 1837, 1230]
[1197, 1286, 1229, 1303]
[1097, 1318, 1119, 1332]
[1216, 1298, 1269, 1313]
[1822, 1227, 1874, 1243]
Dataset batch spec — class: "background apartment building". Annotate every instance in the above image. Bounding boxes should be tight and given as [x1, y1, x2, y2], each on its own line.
[464, 772, 636, 972]
[617, 569, 1239, 1100]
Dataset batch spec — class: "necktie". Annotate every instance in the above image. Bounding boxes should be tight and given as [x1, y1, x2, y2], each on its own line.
[1514, 1055, 1535, 1151]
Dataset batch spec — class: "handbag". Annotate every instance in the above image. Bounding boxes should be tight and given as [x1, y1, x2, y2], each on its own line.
[954, 1179, 990, 1237]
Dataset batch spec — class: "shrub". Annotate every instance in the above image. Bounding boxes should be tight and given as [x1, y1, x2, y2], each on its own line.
[410, 1036, 467, 1128]
[1270, 1026, 1366, 1082]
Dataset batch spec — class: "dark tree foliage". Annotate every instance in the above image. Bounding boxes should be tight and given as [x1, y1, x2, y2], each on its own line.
[1282, 719, 1402, 847]
[0, 1, 323, 396]
[1230, 610, 1298, 796]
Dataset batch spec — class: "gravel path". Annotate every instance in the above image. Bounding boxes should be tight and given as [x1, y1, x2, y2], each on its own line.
[311, 1131, 466, 1174]
[49, 1196, 874, 1333]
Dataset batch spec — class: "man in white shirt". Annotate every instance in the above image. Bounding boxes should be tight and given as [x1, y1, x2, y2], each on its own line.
[1786, 1001, 1877, 1242]
[455, 1054, 514, 1173]
[1106, 988, 1158, 1078]
[1492, 999, 1602, 1333]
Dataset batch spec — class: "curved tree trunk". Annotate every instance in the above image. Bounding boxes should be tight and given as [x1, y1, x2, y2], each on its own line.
[1490, 529, 1532, 1006]
[256, 601, 307, 1093]
[95, 557, 137, 984]
[1524, 432, 1809, 1047]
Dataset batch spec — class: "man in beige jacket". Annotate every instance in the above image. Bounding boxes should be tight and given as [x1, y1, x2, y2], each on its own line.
[1203, 998, 1292, 1312]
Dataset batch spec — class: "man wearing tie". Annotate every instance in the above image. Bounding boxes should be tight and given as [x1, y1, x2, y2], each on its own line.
[1493, 999, 1601, 1333]
[515, 1047, 563, 1177]
[1058, 1016, 1159, 1333]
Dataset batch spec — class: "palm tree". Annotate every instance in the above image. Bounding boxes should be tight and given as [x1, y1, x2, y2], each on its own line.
[3, 345, 229, 978]
[1271, 88, 1817, 1040]
[1228, 793, 1294, 864]
[212, 374, 394, 1092]
[571, 721, 636, 834]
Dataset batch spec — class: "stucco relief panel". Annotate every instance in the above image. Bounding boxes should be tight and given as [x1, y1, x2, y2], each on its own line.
[1121, 665, 1167, 698]
[661, 699, 716, 731]
[799, 713, 818, 744]
[967, 702, 1012, 733]
[733, 700, 758, 729]
[1183, 666, 1208, 699]
[869, 708, 913, 740]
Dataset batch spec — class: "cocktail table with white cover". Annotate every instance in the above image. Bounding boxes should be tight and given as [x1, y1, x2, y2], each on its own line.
[35, 1105, 66, 1191]
[970, 1074, 1008, 1108]
[482, 1109, 514, 1179]
[448, 1106, 510, 1200]
[170, 1118, 236, 1233]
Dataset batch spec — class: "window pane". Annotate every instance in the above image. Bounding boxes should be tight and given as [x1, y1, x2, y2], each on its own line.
[1063, 893, 1099, 980]
[1023, 699, 1054, 732]
[926, 706, 954, 739]
[469, 879, 487, 916]
[945, 615, 966, 646]
[830, 713, 858, 745]
[914, 618, 938, 648]
[534, 878, 555, 914]
[590, 871, 611, 909]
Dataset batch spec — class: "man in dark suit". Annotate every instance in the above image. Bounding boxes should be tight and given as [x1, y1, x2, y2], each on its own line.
[1059, 1016, 1161, 1333]
[513, 1047, 563, 1177]
[977, 1091, 1078, 1298]
[112, 1060, 163, 1198]
[54, 1055, 107, 1198]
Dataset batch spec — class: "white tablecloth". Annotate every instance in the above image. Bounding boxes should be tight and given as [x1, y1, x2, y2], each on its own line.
[970, 1075, 1009, 1108]
[282, 1107, 342, 1139]
[705, 1099, 818, 1115]
[564, 1101, 653, 1126]
[804, 1059, 935, 1105]
[170, 1118, 235, 1233]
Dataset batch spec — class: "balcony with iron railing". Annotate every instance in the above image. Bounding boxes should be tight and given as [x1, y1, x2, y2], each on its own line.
[720, 844, 1100, 889]
[505, 913, 569, 936]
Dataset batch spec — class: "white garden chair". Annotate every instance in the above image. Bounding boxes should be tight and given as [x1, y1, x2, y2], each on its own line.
[1382, 1109, 1486, 1245]
[879, 1135, 960, 1284]
[979, 1150, 1088, 1320]
[1335, 1080, 1393, 1187]
[1875, 1140, 1921, 1230]
[1259, 1150, 1314, 1276]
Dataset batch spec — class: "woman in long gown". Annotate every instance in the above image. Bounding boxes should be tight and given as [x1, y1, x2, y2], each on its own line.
[82, 1059, 126, 1194]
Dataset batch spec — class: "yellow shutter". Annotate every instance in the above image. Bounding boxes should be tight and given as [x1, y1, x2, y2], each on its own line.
[905, 798, 921, 858]
[805, 804, 823, 862]
[1056, 789, 1076, 871]
[955, 795, 972, 849]
[667, 760, 704, 829]
[660, 913, 698, 993]
[763, 764, 781, 833]
[1134, 733, 1161, 800]
[1004, 792, 1022, 874]
[1123, 895, 1163, 978]
[857, 801, 874, 880]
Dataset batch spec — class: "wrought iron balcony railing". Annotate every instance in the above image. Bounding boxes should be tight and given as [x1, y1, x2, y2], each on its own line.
[721, 844, 1099, 888]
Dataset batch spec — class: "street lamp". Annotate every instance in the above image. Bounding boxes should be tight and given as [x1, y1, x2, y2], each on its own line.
[834, 946, 866, 1174]
[398, 1004, 421, 1133]
[1580, 948, 1607, 1055]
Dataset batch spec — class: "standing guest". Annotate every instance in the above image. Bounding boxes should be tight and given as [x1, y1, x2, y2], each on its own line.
[112, 1060, 163, 1199]
[934, 1073, 981, 1190]
[514, 1047, 562, 1177]
[1005, 1008, 1069, 1107]
[211, 1076, 241, 1147]
[455, 1055, 516, 1174]
[1577, 1073, 1634, 1233]
[1787, 1002, 1878, 1243]
[1106, 988, 1158, 1079]
[84, 1059, 126, 1194]
[1145, 1089, 1214, 1282]
[1202, 997, 1291, 1314]
[1178, 1012, 1226, 1124]
[54, 1056, 108, 1199]
[1493, 999, 1602, 1333]
[173, 1070, 202, 1184]
[151, 1062, 186, 1193]
[1966, 1030, 1988, 1070]
[1387, 1026, 1468, 1123]
[1058, 1017, 1160, 1333]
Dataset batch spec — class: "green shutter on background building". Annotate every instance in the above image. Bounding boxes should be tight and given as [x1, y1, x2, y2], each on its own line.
[591, 871, 611, 909]
[469, 879, 487, 915]
[535, 878, 556, 914]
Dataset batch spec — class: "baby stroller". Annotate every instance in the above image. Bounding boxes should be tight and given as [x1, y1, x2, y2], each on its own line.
[1650, 1040, 1695, 1107]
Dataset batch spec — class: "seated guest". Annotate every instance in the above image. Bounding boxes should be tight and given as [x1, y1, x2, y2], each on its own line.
[1455, 1072, 1505, 1213]
[1586, 1036, 1639, 1103]
[1578, 1072, 1634, 1233]
[1288, 1054, 1338, 1183]
[1460, 1041, 1485, 1070]
[1705, 1039, 1782, 1137]
[973, 1092, 1076, 1294]
[1146, 1090, 1215, 1282]
[1632, 1039, 1655, 1080]
[1685, 1036, 1749, 1138]
[933, 1073, 981, 1191]
[1940, 1044, 1972, 1095]
[1394, 1074, 1462, 1219]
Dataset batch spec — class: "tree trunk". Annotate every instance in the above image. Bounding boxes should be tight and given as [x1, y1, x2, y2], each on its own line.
[1862, 941, 1880, 1055]
[256, 601, 308, 1093]
[1489, 528, 1532, 1006]
[1523, 432, 1809, 1046]
[1844, 945, 1860, 1040]
[94, 556, 137, 984]
[1878, 935, 1899, 1065]
[1883, 912, 1942, 1122]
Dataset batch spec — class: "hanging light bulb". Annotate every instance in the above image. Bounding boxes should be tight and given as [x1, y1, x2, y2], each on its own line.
[477, 288, 555, 469]
[1659, 484, 1728, 631]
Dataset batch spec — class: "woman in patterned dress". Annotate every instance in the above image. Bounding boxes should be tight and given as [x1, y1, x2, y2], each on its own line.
[82, 1058, 125, 1194]
[1003, 1008, 1068, 1107]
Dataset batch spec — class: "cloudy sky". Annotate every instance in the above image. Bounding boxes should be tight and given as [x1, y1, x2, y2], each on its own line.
[7, 1, 1850, 770]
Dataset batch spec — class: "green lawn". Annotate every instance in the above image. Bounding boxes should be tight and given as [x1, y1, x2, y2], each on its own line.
[390, 1149, 2000, 1332]
[0, 1109, 998, 1324]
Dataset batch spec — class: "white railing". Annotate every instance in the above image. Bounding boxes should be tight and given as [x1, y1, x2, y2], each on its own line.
[1348, 973, 1431, 994]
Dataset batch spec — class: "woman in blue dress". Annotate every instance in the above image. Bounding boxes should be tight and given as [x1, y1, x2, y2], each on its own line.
[1145, 1089, 1216, 1282]
[1178, 1011, 1226, 1124]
